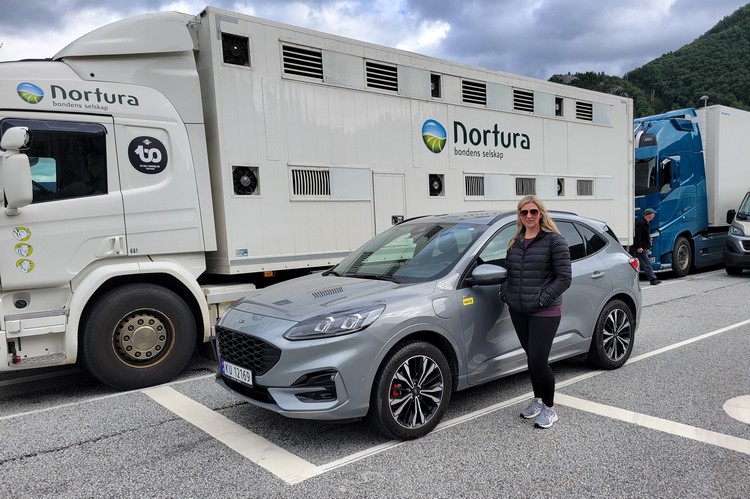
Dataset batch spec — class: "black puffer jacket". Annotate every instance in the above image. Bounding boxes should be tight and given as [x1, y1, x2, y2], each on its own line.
[501, 230, 572, 314]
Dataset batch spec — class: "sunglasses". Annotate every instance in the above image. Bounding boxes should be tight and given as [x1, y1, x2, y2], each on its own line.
[519, 209, 539, 217]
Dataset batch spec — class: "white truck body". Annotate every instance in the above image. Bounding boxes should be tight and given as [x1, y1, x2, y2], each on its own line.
[695, 105, 750, 226]
[0, 7, 633, 389]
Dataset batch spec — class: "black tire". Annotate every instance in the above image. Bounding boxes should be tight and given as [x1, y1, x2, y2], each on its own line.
[81, 283, 196, 390]
[672, 236, 692, 278]
[725, 266, 743, 276]
[367, 341, 452, 440]
[586, 299, 634, 370]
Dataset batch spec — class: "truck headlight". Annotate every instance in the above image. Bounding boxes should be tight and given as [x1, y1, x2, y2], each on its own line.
[729, 225, 745, 237]
[283, 305, 385, 340]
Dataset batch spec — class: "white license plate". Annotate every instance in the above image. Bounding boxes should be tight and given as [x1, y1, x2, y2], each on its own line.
[221, 360, 253, 387]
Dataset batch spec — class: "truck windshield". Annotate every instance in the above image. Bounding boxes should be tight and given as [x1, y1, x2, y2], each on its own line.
[634, 157, 658, 195]
[737, 193, 750, 218]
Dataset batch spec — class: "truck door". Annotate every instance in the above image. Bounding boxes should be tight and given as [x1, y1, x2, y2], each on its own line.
[373, 173, 406, 234]
[0, 115, 125, 291]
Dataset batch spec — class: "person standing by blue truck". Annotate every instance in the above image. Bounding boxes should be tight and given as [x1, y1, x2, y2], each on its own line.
[632, 208, 661, 285]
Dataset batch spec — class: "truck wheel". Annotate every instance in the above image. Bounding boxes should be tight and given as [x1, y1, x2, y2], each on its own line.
[586, 299, 634, 370]
[725, 266, 743, 276]
[367, 341, 452, 440]
[81, 283, 196, 390]
[672, 237, 692, 277]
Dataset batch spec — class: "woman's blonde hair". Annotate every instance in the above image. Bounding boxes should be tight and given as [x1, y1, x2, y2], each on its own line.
[507, 195, 560, 248]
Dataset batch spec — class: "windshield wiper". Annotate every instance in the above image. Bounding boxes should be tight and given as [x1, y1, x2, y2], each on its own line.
[347, 273, 399, 283]
[322, 269, 342, 276]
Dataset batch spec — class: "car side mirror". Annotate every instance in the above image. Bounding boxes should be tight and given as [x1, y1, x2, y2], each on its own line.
[727, 209, 736, 224]
[465, 263, 507, 286]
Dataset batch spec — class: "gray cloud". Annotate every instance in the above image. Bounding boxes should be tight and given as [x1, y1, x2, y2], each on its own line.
[1, 0, 748, 78]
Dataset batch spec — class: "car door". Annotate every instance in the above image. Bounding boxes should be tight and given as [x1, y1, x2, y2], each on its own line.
[458, 223, 526, 385]
[552, 221, 615, 359]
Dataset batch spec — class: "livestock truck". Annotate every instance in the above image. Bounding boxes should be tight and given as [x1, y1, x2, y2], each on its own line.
[633, 105, 750, 276]
[0, 6, 634, 390]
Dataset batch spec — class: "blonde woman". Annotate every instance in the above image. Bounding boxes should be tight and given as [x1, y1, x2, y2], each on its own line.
[501, 195, 571, 428]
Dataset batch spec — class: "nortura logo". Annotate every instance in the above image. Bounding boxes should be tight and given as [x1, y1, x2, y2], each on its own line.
[422, 119, 447, 153]
[17, 82, 44, 104]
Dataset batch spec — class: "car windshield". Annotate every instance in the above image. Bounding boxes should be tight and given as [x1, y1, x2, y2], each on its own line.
[331, 221, 487, 283]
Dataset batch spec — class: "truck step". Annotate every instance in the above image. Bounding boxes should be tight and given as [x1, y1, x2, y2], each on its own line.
[8, 353, 66, 368]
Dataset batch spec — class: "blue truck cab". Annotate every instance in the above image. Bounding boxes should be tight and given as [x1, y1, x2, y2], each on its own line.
[633, 108, 727, 277]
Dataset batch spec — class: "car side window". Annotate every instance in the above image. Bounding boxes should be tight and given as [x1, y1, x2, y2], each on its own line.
[477, 224, 515, 266]
[576, 223, 607, 254]
[1, 118, 107, 204]
[557, 221, 585, 261]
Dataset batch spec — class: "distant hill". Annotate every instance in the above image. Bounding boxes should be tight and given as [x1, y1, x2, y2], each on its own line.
[550, 4, 750, 118]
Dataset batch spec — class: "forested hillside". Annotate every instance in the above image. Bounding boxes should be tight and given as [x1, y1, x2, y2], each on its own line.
[550, 4, 750, 117]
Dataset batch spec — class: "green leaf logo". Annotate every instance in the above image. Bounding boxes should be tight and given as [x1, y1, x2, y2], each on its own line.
[17, 82, 44, 104]
[422, 119, 446, 153]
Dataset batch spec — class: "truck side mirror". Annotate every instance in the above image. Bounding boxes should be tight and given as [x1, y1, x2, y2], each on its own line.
[727, 209, 736, 224]
[1, 127, 33, 216]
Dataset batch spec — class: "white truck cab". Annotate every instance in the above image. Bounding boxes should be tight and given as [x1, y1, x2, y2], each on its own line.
[724, 188, 750, 274]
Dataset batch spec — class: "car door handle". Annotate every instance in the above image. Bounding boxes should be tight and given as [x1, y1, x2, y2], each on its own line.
[590, 271, 606, 279]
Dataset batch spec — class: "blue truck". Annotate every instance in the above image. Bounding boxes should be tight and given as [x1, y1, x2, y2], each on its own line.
[633, 105, 750, 277]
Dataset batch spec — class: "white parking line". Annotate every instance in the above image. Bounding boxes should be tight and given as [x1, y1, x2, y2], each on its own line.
[556, 393, 750, 456]
[143, 385, 320, 485]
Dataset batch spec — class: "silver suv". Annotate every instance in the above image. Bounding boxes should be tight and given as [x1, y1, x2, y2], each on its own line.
[215, 211, 642, 439]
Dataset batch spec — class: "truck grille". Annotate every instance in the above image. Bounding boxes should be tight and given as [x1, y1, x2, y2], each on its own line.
[216, 326, 281, 376]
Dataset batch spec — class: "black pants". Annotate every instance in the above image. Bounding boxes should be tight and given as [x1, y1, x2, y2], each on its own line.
[509, 310, 561, 407]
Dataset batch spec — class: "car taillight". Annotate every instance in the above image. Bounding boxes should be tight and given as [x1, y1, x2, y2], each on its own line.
[629, 257, 639, 272]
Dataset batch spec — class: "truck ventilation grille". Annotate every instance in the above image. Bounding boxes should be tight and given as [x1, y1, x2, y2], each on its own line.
[515, 177, 536, 196]
[462, 80, 486, 105]
[291, 168, 331, 196]
[513, 89, 534, 113]
[282, 45, 323, 80]
[576, 101, 593, 121]
[365, 61, 398, 91]
[465, 175, 485, 197]
[222, 33, 250, 67]
[232, 166, 259, 195]
[577, 179, 594, 196]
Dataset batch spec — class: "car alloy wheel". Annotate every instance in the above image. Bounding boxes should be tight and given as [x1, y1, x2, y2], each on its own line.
[368, 341, 452, 440]
[586, 299, 635, 370]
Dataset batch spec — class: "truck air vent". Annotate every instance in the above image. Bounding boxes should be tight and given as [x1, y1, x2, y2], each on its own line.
[282, 45, 323, 80]
[232, 166, 259, 195]
[577, 179, 594, 196]
[557, 178, 565, 196]
[291, 168, 331, 196]
[222, 33, 250, 67]
[576, 101, 594, 121]
[515, 177, 536, 196]
[465, 175, 485, 197]
[429, 174, 444, 197]
[462, 80, 487, 105]
[365, 61, 398, 91]
[513, 89, 534, 113]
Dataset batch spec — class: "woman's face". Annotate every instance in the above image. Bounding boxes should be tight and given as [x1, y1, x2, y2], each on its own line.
[519, 202, 541, 232]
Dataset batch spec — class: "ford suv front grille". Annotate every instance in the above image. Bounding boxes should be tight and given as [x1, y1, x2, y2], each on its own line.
[216, 325, 281, 376]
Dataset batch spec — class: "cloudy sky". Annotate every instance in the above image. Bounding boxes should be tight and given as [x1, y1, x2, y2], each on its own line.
[0, 0, 747, 80]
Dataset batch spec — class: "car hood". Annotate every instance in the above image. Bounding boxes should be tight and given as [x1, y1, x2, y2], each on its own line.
[230, 273, 437, 321]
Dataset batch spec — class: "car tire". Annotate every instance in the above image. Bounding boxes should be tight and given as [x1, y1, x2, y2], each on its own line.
[81, 283, 197, 390]
[367, 341, 452, 440]
[725, 266, 743, 276]
[672, 236, 692, 277]
[586, 299, 634, 370]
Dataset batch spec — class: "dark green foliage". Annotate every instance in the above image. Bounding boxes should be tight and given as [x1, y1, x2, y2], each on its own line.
[549, 4, 750, 118]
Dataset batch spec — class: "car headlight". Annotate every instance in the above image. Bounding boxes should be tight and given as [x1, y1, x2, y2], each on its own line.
[729, 225, 745, 237]
[283, 305, 385, 340]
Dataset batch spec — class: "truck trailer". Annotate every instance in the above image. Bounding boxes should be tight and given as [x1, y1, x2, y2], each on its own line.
[0, 7, 634, 389]
[633, 105, 750, 277]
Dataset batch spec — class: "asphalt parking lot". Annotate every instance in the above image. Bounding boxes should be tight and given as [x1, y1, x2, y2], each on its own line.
[1, 268, 749, 498]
